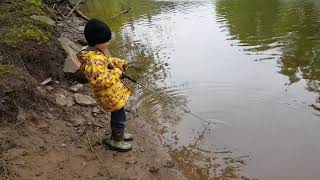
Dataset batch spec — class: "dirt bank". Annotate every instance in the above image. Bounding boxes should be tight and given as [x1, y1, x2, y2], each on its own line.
[0, 0, 185, 179]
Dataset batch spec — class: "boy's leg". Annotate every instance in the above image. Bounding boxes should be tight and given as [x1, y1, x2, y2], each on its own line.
[109, 108, 132, 152]
[110, 108, 133, 141]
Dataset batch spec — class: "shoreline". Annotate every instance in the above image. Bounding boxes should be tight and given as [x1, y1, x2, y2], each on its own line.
[0, 0, 185, 179]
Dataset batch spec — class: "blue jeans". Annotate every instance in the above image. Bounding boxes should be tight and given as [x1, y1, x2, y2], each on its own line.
[111, 107, 126, 129]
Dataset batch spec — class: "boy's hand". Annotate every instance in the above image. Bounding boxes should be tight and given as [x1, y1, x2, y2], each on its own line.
[123, 64, 128, 71]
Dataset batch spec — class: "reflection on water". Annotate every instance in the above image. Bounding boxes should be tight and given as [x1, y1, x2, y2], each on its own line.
[84, 0, 320, 179]
[216, 0, 320, 85]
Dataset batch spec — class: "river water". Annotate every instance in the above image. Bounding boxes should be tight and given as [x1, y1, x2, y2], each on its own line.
[83, 0, 320, 179]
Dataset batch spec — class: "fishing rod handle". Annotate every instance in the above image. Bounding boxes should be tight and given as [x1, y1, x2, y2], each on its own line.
[122, 73, 138, 83]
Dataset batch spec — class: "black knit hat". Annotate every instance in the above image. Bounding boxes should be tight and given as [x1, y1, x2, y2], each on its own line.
[84, 18, 112, 46]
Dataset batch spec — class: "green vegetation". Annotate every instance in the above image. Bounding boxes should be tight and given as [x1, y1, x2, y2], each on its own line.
[0, 0, 48, 46]
[1, 25, 50, 45]
[26, 0, 44, 8]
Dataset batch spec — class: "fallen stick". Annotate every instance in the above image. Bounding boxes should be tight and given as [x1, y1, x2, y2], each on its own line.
[74, 9, 90, 21]
[67, 0, 83, 18]
[85, 132, 102, 164]
[111, 8, 131, 19]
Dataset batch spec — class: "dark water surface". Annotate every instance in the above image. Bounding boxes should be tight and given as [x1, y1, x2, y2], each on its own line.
[83, 0, 320, 179]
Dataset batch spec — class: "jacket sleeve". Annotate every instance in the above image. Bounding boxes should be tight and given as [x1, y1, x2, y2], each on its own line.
[109, 57, 128, 72]
[82, 56, 122, 88]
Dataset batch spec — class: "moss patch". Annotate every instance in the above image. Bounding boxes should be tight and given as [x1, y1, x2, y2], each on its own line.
[27, 0, 44, 8]
[1, 25, 50, 45]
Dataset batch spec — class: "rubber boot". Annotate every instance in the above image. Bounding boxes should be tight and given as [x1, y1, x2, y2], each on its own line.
[124, 133, 133, 141]
[108, 128, 132, 152]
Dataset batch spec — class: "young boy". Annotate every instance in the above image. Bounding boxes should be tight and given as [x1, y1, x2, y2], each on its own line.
[77, 19, 133, 152]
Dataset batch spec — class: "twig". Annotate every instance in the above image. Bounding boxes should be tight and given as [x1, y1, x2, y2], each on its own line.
[67, 0, 83, 18]
[85, 132, 102, 164]
[111, 7, 131, 19]
[74, 9, 90, 21]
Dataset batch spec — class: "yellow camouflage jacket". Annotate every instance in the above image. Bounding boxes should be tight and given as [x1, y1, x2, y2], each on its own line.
[76, 47, 132, 112]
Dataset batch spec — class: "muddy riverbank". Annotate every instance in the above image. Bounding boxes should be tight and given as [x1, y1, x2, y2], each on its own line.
[0, 0, 185, 179]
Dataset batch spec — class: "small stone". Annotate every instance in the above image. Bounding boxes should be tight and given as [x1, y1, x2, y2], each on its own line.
[61, 143, 67, 147]
[78, 26, 85, 32]
[74, 93, 97, 106]
[55, 93, 68, 106]
[46, 86, 54, 91]
[163, 160, 175, 168]
[36, 86, 46, 95]
[149, 166, 160, 174]
[55, 81, 60, 84]
[140, 147, 145, 152]
[82, 162, 87, 166]
[92, 112, 98, 117]
[97, 171, 104, 176]
[66, 95, 75, 107]
[92, 107, 100, 113]
[65, 122, 72, 127]
[70, 115, 85, 127]
[69, 83, 84, 93]
[126, 159, 137, 165]
[40, 78, 52, 86]
[37, 122, 49, 129]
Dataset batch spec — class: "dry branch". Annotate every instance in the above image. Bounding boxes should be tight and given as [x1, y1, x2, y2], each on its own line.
[85, 132, 102, 164]
[67, 0, 83, 18]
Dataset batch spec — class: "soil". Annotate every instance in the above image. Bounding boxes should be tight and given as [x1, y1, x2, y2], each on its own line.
[0, 0, 185, 179]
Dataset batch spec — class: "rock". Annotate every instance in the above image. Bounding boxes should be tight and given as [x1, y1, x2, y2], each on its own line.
[61, 143, 67, 147]
[70, 115, 85, 127]
[40, 78, 52, 85]
[55, 93, 68, 106]
[58, 38, 81, 73]
[140, 147, 145, 152]
[74, 93, 97, 106]
[162, 160, 175, 168]
[149, 165, 160, 174]
[69, 83, 84, 93]
[30, 15, 56, 26]
[55, 81, 61, 84]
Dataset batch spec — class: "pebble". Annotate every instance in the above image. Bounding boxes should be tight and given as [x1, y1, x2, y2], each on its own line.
[126, 159, 137, 165]
[70, 115, 85, 127]
[149, 165, 160, 174]
[92, 107, 100, 113]
[40, 78, 52, 86]
[69, 83, 84, 93]
[46, 86, 54, 91]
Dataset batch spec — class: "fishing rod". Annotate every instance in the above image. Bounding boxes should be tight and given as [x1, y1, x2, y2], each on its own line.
[122, 73, 229, 127]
